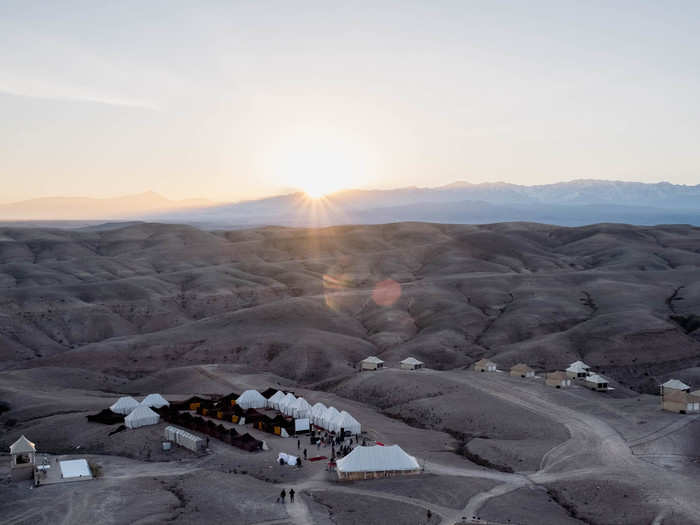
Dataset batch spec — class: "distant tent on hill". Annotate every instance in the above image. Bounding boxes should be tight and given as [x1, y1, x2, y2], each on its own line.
[125, 404, 160, 429]
[336, 445, 420, 480]
[110, 396, 139, 415]
[400, 357, 424, 370]
[141, 393, 169, 408]
[236, 390, 267, 410]
[87, 409, 124, 425]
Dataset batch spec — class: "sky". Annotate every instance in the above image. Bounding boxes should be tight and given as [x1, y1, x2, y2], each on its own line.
[2, 1, 700, 202]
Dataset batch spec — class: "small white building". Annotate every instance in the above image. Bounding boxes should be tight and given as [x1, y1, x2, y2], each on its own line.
[584, 374, 609, 392]
[566, 361, 591, 379]
[9, 435, 36, 480]
[400, 357, 424, 370]
[473, 358, 497, 372]
[361, 356, 385, 371]
[659, 379, 691, 397]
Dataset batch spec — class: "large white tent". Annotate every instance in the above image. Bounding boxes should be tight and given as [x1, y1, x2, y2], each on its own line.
[141, 393, 170, 409]
[328, 410, 361, 435]
[319, 406, 340, 429]
[280, 393, 297, 415]
[336, 445, 420, 480]
[311, 402, 327, 425]
[110, 396, 140, 415]
[290, 397, 312, 419]
[236, 390, 267, 410]
[125, 404, 160, 429]
[267, 391, 286, 410]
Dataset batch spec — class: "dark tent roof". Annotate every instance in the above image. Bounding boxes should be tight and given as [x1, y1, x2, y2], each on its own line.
[261, 387, 279, 399]
[87, 409, 124, 425]
[232, 433, 262, 452]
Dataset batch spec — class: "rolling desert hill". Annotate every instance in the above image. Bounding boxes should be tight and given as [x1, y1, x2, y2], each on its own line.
[1, 221, 699, 391]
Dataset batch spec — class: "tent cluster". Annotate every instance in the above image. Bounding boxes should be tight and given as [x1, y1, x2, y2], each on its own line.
[267, 391, 361, 435]
[159, 408, 264, 452]
[87, 394, 170, 428]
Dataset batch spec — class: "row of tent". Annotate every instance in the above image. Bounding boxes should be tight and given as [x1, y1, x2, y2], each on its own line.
[265, 391, 361, 434]
[160, 408, 264, 451]
[110, 394, 170, 415]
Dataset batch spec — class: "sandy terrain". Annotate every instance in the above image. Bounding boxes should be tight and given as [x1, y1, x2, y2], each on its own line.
[1, 221, 700, 524]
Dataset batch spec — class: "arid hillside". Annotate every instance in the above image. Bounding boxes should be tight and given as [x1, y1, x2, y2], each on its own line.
[1, 221, 699, 389]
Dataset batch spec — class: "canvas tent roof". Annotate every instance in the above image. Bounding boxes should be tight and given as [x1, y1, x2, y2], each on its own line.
[10, 435, 36, 454]
[311, 402, 327, 423]
[279, 393, 297, 414]
[567, 361, 591, 372]
[290, 397, 312, 418]
[585, 374, 608, 384]
[337, 445, 419, 473]
[141, 393, 169, 408]
[110, 396, 140, 415]
[236, 390, 267, 410]
[400, 357, 423, 365]
[328, 410, 361, 434]
[662, 379, 690, 390]
[125, 404, 160, 429]
[319, 406, 340, 429]
[267, 391, 286, 409]
[547, 371, 568, 380]
[475, 358, 495, 367]
[511, 363, 533, 372]
[362, 356, 384, 364]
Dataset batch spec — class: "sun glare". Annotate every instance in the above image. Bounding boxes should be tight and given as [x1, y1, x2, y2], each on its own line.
[265, 129, 372, 200]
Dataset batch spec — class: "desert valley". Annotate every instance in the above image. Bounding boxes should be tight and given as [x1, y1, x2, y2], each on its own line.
[1, 220, 699, 524]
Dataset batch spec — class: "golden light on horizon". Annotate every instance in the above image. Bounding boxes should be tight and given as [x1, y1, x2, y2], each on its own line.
[263, 127, 374, 199]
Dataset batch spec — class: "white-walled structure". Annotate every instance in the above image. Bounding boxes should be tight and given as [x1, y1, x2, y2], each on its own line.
[236, 390, 267, 410]
[110, 396, 140, 415]
[125, 404, 160, 429]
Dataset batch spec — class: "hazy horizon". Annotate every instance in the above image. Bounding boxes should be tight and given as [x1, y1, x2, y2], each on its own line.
[3, 1, 700, 203]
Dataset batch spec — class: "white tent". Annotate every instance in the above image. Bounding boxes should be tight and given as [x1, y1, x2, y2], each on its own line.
[141, 393, 169, 408]
[336, 445, 419, 479]
[277, 452, 298, 466]
[125, 404, 160, 429]
[267, 391, 286, 410]
[236, 390, 267, 410]
[311, 402, 327, 425]
[328, 410, 361, 435]
[279, 393, 297, 415]
[290, 397, 312, 419]
[110, 396, 140, 415]
[319, 406, 340, 430]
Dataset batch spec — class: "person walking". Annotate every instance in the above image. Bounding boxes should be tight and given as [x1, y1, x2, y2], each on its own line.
[297, 438, 300, 449]
[289, 489, 295, 503]
[303, 448, 307, 460]
[280, 489, 286, 503]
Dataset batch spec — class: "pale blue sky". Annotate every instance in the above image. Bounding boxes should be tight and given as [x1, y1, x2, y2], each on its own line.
[2, 1, 700, 201]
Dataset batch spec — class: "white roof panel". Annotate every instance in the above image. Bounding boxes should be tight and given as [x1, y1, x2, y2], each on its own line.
[59, 459, 91, 479]
[337, 445, 419, 473]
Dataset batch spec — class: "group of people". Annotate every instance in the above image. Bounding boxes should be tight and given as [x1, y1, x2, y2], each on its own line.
[278, 488, 295, 504]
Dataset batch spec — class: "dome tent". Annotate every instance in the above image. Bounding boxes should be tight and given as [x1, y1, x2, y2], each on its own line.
[236, 390, 267, 410]
[141, 394, 170, 409]
[125, 404, 160, 429]
[279, 393, 297, 415]
[267, 391, 286, 410]
[311, 402, 327, 425]
[328, 410, 361, 435]
[290, 397, 312, 419]
[110, 396, 140, 415]
[320, 406, 340, 429]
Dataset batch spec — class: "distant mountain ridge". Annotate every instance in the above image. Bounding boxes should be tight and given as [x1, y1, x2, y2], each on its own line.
[0, 191, 214, 220]
[2, 180, 700, 226]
